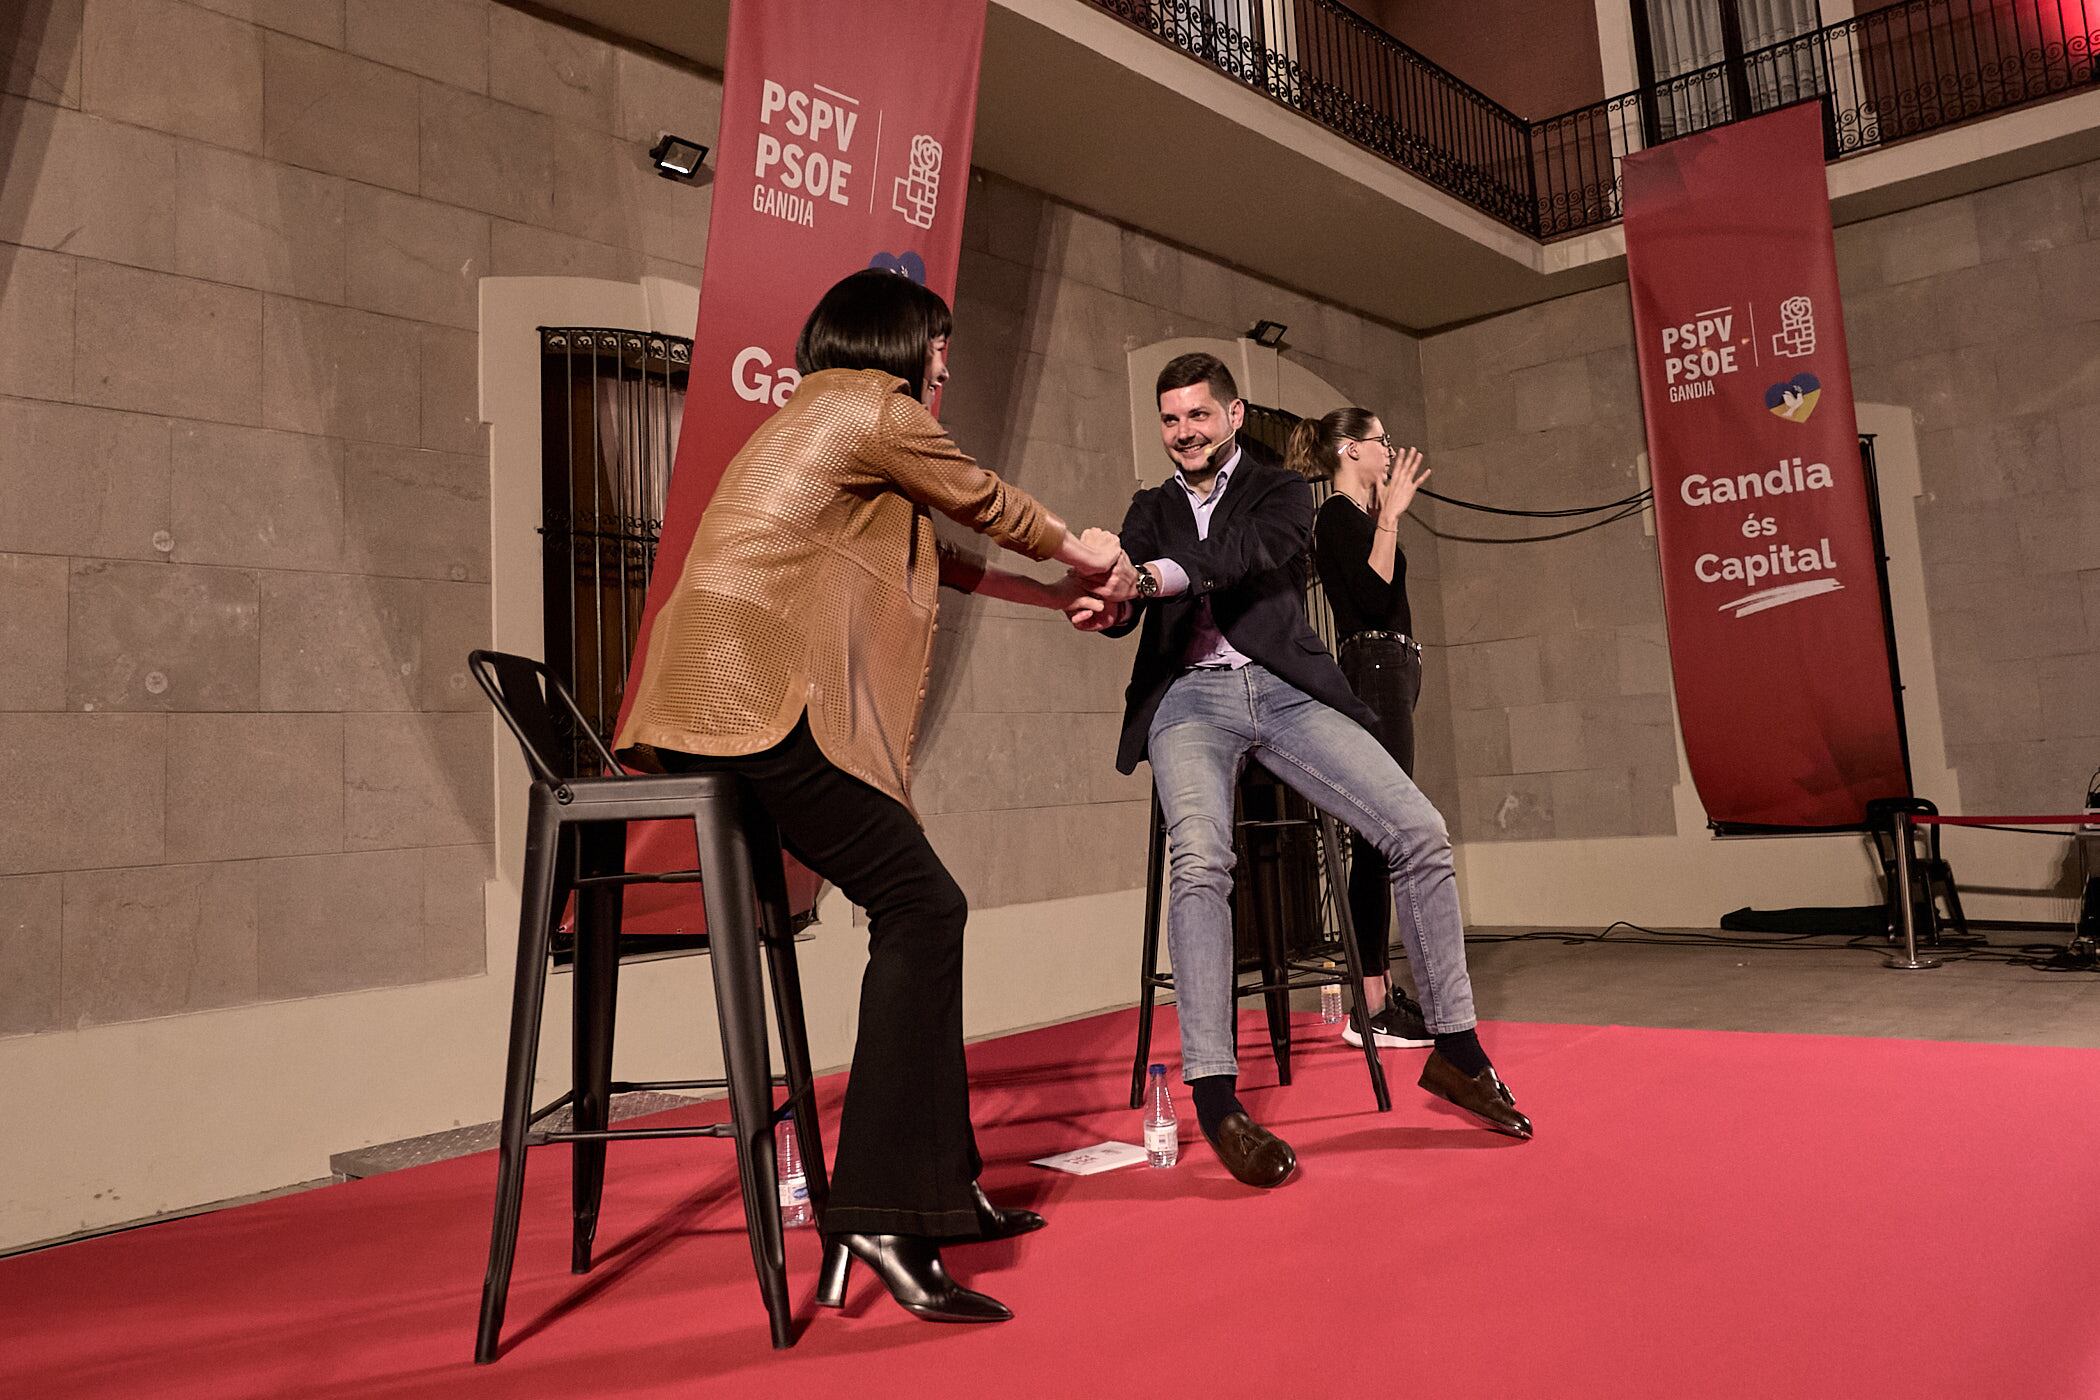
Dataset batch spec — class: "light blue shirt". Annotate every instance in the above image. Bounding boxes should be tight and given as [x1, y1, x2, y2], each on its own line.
[1146, 446, 1252, 670]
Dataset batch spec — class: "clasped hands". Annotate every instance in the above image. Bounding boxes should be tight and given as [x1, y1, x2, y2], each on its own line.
[1059, 527, 1138, 631]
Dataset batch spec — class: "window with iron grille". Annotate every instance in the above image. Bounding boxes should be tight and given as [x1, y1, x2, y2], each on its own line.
[1233, 402, 1344, 964]
[1241, 402, 1338, 651]
[537, 327, 690, 775]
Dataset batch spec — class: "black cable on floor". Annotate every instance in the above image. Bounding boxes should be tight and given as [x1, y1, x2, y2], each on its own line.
[1463, 921, 2100, 975]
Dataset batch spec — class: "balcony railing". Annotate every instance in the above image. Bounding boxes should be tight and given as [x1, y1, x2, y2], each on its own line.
[1093, 0, 1537, 228]
[1535, 0, 2100, 234]
[1090, 0, 2100, 240]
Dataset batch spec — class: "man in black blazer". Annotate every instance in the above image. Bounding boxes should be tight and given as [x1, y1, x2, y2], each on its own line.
[1070, 353, 1532, 1187]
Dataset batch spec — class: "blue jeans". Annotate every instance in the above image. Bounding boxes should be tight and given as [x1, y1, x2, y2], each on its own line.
[1148, 664, 1477, 1082]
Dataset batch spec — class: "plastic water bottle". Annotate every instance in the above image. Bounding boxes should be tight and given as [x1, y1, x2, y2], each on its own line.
[777, 1120, 813, 1227]
[1143, 1064, 1179, 1168]
[1320, 963, 1345, 1025]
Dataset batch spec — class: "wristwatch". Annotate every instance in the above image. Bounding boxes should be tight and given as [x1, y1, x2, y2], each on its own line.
[1134, 565, 1160, 599]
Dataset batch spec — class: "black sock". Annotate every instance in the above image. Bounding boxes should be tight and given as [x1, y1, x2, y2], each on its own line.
[1434, 1029, 1491, 1077]
[1189, 1075, 1243, 1143]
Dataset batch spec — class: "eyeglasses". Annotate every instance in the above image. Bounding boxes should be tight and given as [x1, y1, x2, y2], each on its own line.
[1348, 433, 1394, 454]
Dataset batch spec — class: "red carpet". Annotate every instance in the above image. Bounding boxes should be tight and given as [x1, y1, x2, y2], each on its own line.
[6, 1011, 2100, 1399]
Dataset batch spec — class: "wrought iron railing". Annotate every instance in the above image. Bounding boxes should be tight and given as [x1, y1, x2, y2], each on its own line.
[1534, 0, 2100, 234]
[1090, 0, 1537, 229]
[1089, 0, 2100, 240]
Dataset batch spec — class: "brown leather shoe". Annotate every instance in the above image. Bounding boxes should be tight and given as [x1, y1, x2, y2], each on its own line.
[1207, 1110, 1298, 1188]
[1419, 1052, 1534, 1140]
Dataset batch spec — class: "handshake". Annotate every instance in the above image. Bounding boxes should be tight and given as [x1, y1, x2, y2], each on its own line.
[1059, 527, 1143, 632]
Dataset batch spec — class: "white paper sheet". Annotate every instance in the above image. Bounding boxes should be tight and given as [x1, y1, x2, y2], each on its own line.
[1029, 1141, 1153, 1176]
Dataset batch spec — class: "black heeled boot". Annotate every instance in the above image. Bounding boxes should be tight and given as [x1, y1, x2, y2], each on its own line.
[967, 1181, 1045, 1241]
[814, 1233, 1012, 1323]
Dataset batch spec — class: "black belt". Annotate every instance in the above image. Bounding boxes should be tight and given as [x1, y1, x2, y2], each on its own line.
[1340, 630, 1421, 653]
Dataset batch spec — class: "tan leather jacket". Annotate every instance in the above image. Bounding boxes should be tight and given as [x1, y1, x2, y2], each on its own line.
[617, 368, 1066, 809]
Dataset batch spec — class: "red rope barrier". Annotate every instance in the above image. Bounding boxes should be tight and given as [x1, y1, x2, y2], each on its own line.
[1909, 814, 2096, 827]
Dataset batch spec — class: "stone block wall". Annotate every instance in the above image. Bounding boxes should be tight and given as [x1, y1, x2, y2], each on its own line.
[912, 176, 1443, 910]
[1842, 163, 2100, 816]
[0, 1, 1446, 1036]
[0, 0, 717, 1036]
[24, 0, 2081, 1042]
[1417, 285, 1673, 842]
[1413, 162, 2100, 840]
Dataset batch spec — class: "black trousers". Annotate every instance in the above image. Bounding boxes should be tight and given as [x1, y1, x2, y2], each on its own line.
[660, 721, 982, 1239]
[1338, 635, 1422, 979]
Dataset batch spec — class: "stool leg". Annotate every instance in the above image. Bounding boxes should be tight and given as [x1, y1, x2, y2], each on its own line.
[695, 811, 793, 1350]
[569, 824, 622, 1274]
[766, 933, 828, 1222]
[1909, 860, 1936, 947]
[1258, 858, 1292, 1087]
[1319, 812, 1391, 1112]
[476, 792, 564, 1363]
[1941, 871, 1971, 940]
[1129, 794, 1168, 1111]
[750, 812, 829, 1224]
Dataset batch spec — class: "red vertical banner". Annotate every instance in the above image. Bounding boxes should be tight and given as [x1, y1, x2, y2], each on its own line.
[616, 0, 991, 925]
[1623, 102, 1910, 831]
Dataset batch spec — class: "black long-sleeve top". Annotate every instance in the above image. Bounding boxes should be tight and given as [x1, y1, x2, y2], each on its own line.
[1312, 494, 1412, 640]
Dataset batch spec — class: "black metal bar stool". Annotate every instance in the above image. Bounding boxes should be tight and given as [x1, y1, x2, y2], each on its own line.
[1127, 772, 1392, 1113]
[1865, 795, 1970, 952]
[469, 650, 826, 1361]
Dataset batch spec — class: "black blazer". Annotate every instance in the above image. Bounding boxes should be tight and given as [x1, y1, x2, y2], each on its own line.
[1106, 438, 1377, 773]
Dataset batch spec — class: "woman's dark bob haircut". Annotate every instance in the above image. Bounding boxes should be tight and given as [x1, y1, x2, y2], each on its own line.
[794, 268, 954, 400]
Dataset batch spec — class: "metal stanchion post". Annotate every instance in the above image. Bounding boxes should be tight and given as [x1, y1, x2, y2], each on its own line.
[1883, 809, 1941, 970]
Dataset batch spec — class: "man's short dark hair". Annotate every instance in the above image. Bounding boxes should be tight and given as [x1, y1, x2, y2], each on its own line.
[796, 268, 954, 401]
[1156, 352, 1239, 407]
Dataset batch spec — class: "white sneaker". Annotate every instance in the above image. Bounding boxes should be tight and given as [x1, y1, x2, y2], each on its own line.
[1340, 993, 1435, 1049]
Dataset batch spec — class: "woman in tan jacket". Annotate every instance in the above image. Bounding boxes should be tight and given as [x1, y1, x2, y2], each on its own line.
[619, 269, 1133, 1324]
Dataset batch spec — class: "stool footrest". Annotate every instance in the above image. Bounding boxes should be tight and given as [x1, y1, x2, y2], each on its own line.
[608, 1075, 797, 1094]
[1242, 972, 1350, 995]
[526, 1091, 577, 1128]
[1143, 963, 1368, 996]
[533, 1123, 734, 1145]
[571, 870, 704, 888]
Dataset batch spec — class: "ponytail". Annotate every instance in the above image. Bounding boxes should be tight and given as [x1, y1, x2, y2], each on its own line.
[1284, 406, 1380, 480]
[1284, 417, 1330, 479]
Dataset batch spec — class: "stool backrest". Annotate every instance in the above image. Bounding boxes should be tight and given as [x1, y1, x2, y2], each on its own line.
[468, 650, 624, 787]
[1864, 795, 1942, 868]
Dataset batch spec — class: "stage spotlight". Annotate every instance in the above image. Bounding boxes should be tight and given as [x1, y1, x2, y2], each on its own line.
[649, 134, 709, 181]
[1248, 319, 1288, 348]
